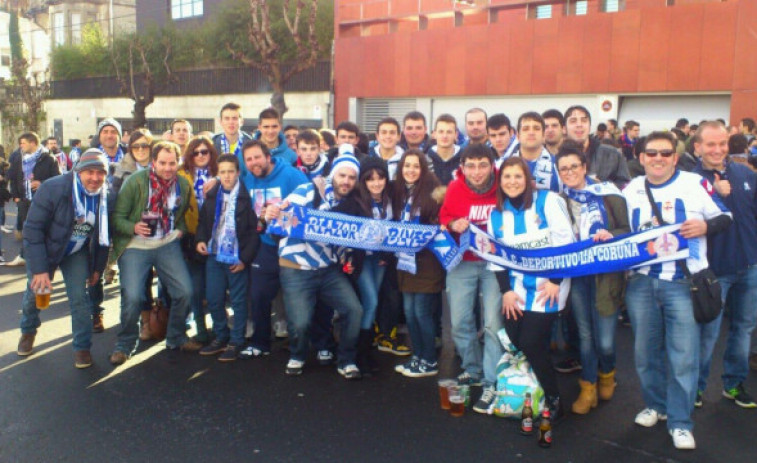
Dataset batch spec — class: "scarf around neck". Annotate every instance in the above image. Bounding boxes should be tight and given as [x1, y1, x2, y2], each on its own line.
[148, 168, 180, 235]
[73, 173, 109, 247]
[210, 181, 241, 264]
[22, 149, 42, 200]
[564, 178, 621, 240]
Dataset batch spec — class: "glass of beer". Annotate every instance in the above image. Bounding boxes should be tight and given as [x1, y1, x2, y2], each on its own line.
[449, 393, 465, 417]
[141, 211, 160, 237]
[438, 379, 456, 410]
[35, 287, 52, 310]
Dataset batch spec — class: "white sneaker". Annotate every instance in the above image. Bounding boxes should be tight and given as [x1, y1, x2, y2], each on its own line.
[634, 408, 667, 427]
[1, 255, 25, 267]
[0, 225, 14, 233]
[669, 428, 696, 450]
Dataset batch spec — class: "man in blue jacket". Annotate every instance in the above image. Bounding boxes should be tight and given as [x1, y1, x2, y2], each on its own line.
[17, 149, 111, 369]
[694, 121, 757, 409]
[238, 140, 308, 358]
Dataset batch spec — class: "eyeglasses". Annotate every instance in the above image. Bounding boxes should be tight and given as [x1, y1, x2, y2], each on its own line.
[193, 149, 210, 157]
[558, 163, 583, 174]
[131, 143, 150, 150]
[644, 149, 675, 158]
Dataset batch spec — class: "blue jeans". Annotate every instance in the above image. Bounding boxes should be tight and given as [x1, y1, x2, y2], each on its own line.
[187, 259, 208, 335]
[20, 247, 93, 351]
[626, 273, 699, 432]
[280, 265, 362, 367]
[356, 254, 386, 330]
[249, 243, 281, 352]
[446, 260, 503, 386]
[116, 240, 192, 353]
[571, 275, 618, 383]
[403, 292, 438, 363]
[205, 257, 249, 346]
[698, 265, 757, 392]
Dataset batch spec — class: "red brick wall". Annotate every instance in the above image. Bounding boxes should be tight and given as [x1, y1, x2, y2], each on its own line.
[334, 0, 756, 124]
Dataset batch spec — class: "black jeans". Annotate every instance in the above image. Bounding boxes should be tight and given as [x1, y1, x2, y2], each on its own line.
[504, 310, 560, 398]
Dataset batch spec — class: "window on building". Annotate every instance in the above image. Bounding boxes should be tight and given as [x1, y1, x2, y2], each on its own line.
[532, 4, 552, 20]
[71, 13, 82, 45]
[171, 0, 204, 20]
[602, 0, 624, 13]
[52, 12, 65, 46]
[575, 1, 588, 15]
[1, 55, 10, 66]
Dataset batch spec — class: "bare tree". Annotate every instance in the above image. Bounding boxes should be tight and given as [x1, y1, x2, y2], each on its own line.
[229, 0, 320, 116]
[110, 31, 176, 129]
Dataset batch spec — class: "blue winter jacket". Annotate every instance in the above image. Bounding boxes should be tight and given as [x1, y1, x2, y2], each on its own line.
[22, 172, 109, 276]
[694, 160, 757, 276]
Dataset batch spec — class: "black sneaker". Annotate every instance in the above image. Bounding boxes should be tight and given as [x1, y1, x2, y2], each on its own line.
[554, 358, 582, 374]
[456, 372, 482, 387]
[199, 339, 227, 356]
[473, 386, 495, 414]
[723, 383, 757, 408]
[694, 390, 703, 409]
[218, 344, 240, 363]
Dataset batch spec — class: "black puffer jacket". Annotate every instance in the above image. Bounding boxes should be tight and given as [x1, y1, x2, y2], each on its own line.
[196, 182, 260, 265]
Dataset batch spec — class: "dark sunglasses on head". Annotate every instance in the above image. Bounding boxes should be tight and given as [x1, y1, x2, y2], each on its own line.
[644, 149, 675, 158]
[131, 143, 150, 149]
[193, 149, 210, 157]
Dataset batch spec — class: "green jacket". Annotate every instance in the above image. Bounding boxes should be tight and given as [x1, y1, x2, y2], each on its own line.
[112, 169, 191, 260]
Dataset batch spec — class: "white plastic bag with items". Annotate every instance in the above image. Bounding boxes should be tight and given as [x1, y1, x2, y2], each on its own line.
[488, 328, 545, 418]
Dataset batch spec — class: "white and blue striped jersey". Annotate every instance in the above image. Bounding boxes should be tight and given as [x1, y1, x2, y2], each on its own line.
[498, 148, 563, 193]
[278, 182, 336, 270]
[487, 190, 574, 313]
[623, 170, 730, 280]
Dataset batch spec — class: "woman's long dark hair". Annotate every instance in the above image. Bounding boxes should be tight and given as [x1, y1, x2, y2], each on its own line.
[357, 168, 391, 217]
[182, 136, 219, 177]
[496, 157, 535, 210]
[392, 149, 441, 224]
[128, 129, 153, 157]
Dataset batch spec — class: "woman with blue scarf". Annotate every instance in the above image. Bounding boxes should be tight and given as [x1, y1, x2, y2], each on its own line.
[556, 143, 630, 415]
[177, 136, 218, 344]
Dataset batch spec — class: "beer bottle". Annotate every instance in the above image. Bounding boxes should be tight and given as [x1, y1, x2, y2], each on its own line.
[537, 409, 552, 448]
[520, 393, 534, 435]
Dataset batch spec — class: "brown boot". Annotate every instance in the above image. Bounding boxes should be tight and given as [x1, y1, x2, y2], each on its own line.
[17, 333, 35, 356]
[139, 310, 153, 341]
[92, 313, 104, 333]
[571, 379, 598, 415]
[598, 370, 617, 401]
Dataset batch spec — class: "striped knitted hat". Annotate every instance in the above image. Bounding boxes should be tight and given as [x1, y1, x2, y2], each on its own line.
[75, 148, 108, 173]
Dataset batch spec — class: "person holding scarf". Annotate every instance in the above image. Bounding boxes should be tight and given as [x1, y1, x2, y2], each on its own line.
[110, 141, 201, 365]
[177, 136, 218, 344]
[195, 154, 259, 362]
[556, 143, 630, 415]
[392, 149, 445, 378]
[6, 132, 60, 266]
[17, 149, 110, 369]
[490, 156, 574, 421]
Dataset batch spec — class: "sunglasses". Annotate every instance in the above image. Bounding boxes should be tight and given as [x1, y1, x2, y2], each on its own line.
[193, 149, 210, 157]
[644, 149, 675, 158]
[131, 143, 150, 150]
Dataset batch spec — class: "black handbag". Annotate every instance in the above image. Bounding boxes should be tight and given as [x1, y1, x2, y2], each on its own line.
[644, 181, 722, 324]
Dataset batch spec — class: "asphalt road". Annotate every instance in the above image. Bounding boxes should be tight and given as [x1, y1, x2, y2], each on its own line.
[1, 204, 755, 463]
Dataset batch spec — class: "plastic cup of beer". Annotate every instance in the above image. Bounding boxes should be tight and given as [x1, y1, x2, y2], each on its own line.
[449, 393, 466, 417]
[35, 287, 52, 310]
[438, 379, 456, 410]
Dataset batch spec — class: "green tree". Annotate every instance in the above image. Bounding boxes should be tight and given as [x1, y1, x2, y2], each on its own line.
[6, 6, 46, 134]
[51, 24, 110, 79]
[205, 0, 333, 116]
